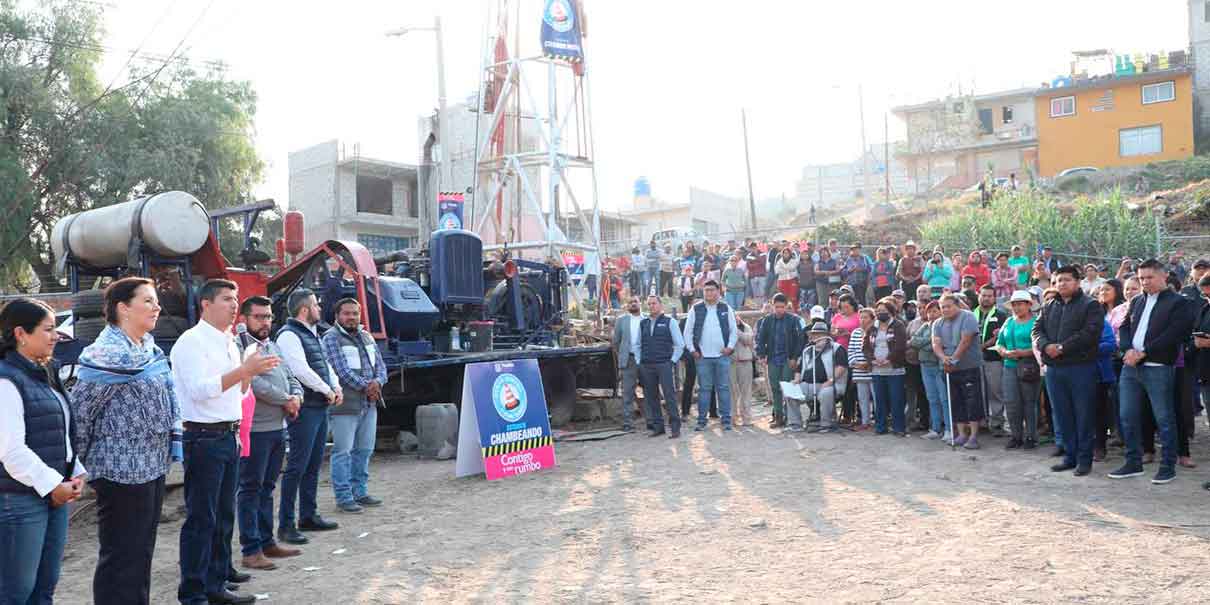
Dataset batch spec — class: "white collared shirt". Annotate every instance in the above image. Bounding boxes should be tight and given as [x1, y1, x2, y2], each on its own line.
[171, 319, 243, 423]
[683, 302, 739, 358]
[0, 380, 86, 496]
[1132, 291, 1162, 366]
[277, 322, 338, 396]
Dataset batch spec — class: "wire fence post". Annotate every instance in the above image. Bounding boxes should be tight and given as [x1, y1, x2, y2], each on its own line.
[1154, 211, 1163, 258]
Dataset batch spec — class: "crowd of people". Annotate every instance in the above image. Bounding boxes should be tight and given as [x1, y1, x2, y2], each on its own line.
[0, 279, 386, 604]
[608, 235, 1210, 487]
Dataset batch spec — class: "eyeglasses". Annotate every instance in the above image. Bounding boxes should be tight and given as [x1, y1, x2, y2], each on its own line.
[249, 314, 274, 321]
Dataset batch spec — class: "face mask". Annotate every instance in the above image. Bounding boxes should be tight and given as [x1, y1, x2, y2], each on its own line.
[876, 312, 892, 323]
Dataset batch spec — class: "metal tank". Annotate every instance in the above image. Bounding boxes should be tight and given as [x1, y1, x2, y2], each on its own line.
[51, 191, 210, 270]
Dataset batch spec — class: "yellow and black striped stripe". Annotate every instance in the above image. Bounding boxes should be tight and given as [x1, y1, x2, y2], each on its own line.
[482, 435, 553, 458]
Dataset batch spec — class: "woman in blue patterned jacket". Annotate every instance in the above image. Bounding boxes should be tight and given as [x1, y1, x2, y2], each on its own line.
[71, 277, 182, 605]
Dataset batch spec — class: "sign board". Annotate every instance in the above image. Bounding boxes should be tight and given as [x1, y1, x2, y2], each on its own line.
[561, 249, 584, 279]
[540, 0, 584, 62]
[438, 192, 465, 231]
[455, 359, 556, 480]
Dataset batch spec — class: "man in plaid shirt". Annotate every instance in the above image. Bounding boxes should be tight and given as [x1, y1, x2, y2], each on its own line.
[322, 298, 388, 514]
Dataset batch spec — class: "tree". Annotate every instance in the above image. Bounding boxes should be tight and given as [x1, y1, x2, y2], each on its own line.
[0, 1, 264, 290]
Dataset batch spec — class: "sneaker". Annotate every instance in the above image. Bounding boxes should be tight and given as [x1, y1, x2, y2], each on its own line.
[355, 495, 383, 507]
[1074, 466, 1091, 477]
[963, 439, 980, 450]
[1050, 462, 1077, 472]
[941, 431, 952, 442]
[1107, 464, 1144, 479]
[1152, 467, 1176, 484]
[337, 501, 363, 514]
[1023, 440, 1037, 450]
[922, 431, 940, 440]
[953, 434, 968, 446]
[786, 424, 803, 432]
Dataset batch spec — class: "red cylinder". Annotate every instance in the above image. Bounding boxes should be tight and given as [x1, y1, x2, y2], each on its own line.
[283, 210, 305, 254]
[275, 238, 286, 262]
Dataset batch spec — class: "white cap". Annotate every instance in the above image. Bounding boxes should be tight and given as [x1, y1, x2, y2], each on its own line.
[1009, 290, 1033, 304]
[810, 305, 825, 319]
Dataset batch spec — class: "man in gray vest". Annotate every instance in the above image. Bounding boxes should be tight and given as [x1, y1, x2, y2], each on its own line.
[611, 296, 644, 432]
[640, 295, 684, 438]
[275, 289, 341, 544]
[322, 298, 387, 514]
[683, 280, 738, 431]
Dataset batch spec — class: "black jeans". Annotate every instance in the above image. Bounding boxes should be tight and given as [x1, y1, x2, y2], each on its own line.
[92, 476, 165, 605]
[238, 429, 286, 557]
[178, 430, 239, 603]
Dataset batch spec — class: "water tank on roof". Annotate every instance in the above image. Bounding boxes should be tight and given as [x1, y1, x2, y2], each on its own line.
[634, 176, 651, 198]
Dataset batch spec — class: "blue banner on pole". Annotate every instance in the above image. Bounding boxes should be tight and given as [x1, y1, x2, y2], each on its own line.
[540, 0, 583, 63]
[438, 191, 464, 231]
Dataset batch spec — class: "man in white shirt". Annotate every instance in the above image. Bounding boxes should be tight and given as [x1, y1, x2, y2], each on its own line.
[275, 289, 342, 544]
[172, 280, 278, 605]
[683, 280, 739, 431]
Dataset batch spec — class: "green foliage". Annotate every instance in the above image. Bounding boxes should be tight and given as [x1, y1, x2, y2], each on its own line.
[919, 190, 1154, 260]
[0, 1, 263, 290]
[1137, 156, 1210, 191]
[1056, 175, 1090, 193]
[812, 218, 861, 244]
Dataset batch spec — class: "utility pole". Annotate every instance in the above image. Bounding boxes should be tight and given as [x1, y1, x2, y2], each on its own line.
[884, 111, 891, 203]
[858, 84, 870, 210]
[386, 15, 450, 238]
[742, 108, 758, 230]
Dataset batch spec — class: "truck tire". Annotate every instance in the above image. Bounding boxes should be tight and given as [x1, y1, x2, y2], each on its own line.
[542, 363, 577, 427]
[73, 317, 106, 342]
[151, 315, 189, 341]
[71, 289, 106, 320]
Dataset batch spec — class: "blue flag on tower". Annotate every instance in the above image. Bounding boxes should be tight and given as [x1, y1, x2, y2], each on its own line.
[540, 0, 583, 63]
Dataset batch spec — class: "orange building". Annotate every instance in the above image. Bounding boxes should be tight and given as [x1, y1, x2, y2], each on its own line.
[1036, 67, 1194, 176]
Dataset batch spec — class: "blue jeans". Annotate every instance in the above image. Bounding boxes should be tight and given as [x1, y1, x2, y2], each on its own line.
[872, 374, 907, 433]
[178, 429, 239, 603]
[330, 406, 378, 504]
[1119, 364, 1178, 469]
[280, 406, 329, 528]
[921, 364, 950, 434]
[1044, 363, 1098, 468]
[640, 362, 680, 433]
[0, 491, 67, 605]
[238, 429, 286, 557]
[696, 356, 733, 426]
[725, 291, 744, 311]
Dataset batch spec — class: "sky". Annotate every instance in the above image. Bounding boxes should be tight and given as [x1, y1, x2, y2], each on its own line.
[92, 0, 1190, 213]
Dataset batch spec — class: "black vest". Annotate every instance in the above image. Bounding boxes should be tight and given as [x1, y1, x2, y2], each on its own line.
[0, 351, 70, 495]
[691, 301, 731, 353]
[279, 319, 331, 408]
[640, 315, 675, 364]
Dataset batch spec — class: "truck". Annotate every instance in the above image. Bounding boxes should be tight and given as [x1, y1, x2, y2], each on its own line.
[49, 192, 617, 432]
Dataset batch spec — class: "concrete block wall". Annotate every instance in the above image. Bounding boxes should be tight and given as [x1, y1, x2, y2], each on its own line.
[288, 140, 339, 247]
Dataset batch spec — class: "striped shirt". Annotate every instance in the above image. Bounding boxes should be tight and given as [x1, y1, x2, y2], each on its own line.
[848, 327, 871, 382]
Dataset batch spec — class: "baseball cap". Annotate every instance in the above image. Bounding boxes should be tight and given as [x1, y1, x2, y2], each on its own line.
[1027, 285, 1043, 299]
[810, 305, 825, 319]
[1194, 258, 1210, 270]
[892, 289, 906, 298]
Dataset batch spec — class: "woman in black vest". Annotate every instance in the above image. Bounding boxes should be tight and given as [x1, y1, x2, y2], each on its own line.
[0, 298, 85, 604]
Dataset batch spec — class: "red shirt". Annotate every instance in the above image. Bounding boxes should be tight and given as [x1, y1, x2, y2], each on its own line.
[961, 263, 991, 290]
[747, 253, 767, 277]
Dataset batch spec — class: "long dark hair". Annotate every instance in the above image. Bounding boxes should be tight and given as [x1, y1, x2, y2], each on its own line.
[104, 277, 155, 325]
[1101, 279, 1125, 311]
[0, 298, 53, 356]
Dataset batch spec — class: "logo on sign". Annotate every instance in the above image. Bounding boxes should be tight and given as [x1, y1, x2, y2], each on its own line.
[544, 0, 574, 33]
[439, 212, 462, 230]
[492, 373, 528, 422]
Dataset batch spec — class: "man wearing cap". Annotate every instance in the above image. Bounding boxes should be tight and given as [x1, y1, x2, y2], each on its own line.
[1180, 259, 1210, 301]
[897, 241, 925, 302]
[683, 280, 738, 431]
[792, 322, 848, 432]
[757, 293, 803, 428]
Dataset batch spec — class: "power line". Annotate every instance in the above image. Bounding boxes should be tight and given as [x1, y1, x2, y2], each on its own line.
[102, 0, 187, 93]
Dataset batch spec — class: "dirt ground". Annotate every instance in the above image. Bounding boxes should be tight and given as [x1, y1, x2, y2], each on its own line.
[56, 403, 1210, 605]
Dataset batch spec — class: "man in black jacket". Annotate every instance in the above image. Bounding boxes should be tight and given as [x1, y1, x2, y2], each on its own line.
[1032, 265, 1105, 477]
[756, 293, 804, 428]
[1109, 260, 1196, 484]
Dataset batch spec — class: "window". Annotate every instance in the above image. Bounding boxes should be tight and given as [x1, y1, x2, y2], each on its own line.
[1049, 96, 1075, 118]
[1002, 105, 1014, 124]
[951, 101, 964, 114]
[1119, 125, 1162, 157]
[357, 234, 410, 256]
[977, 108, 994, 134]
[1142, 81, 1175, 105]
[356, 175, 394, 215]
